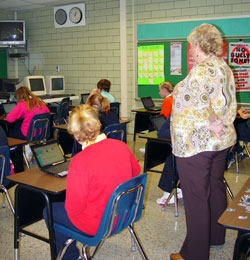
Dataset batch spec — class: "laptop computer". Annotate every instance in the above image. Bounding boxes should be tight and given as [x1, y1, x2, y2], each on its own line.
[149, 114, 166, 130]
[141, 97, 161, 111]
[31, 140, 70, 177]
[2, 102, 16, 115]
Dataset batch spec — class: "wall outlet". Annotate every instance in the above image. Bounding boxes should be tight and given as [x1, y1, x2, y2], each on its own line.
[56, 66, 60, 72]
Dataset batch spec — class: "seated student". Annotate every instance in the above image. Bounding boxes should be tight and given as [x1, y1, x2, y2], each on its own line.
[72, 94, 119, 156]
[228, 108, 250, 167]
[158, 81, 174, 119]
[156, 117, 183, 205]
[88, 79, 115, 103]
[43, 104, 140, 260]
[139, 81, 174, 154]
[6, 86, 50, 140]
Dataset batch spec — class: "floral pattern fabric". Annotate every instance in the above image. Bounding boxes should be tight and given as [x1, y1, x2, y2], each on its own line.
[170, 58, 237, 157]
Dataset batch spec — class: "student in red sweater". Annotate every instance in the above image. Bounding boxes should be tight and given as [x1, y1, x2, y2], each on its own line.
[44, 104, 140, 260]
[6, 86, 50, 140]
[158, 81, 174, 119]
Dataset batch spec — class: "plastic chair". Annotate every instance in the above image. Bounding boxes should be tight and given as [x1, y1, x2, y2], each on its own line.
[54, 173, 148, 260]
[80, 93, 90, 104]
[110, 102, 120, 118]
[53, 97, 70, 125]
[26, 113, 51, 143]
[104, 122, 127, 143]
[24, 113, 51, 169]
[0, 146, 15, 214]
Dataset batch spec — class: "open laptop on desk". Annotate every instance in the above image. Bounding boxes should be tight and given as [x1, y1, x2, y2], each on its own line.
[2, 102, 16, 115]
[31, 140, 70, 177]
[141, 97, 161, 111]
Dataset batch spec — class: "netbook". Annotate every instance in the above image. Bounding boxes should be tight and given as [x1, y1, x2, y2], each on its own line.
[2, 102, 16, 115]
[150, 114, 166, 130]
[31, 140, 70, 177]
[141, 97, 161, 111]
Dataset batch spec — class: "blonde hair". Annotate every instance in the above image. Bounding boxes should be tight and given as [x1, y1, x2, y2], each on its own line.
[67, 104, 101, 143]
[87, 93, 110, 114]
[14, 86, 47, 111]
[159, 81, 174, 93]
[187, 23, 223, 56]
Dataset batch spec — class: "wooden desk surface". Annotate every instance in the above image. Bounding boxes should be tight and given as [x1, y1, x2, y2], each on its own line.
[218, 176, 250, 231]
[139, 130, 171, 142]
[131, 108, 160, 114]
[7, 137, 28, 147]
[53, 120, 131, 131]
[6, 168, 67, 194]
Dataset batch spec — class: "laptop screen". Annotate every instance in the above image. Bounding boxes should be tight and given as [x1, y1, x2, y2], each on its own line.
[3, 102, 16, 114]
[141, 97, 154, 109]
[32, 142, 65, 167]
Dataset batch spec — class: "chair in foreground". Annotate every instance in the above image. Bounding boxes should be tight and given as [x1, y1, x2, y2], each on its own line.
[0, 146, 15, 215]
[104, 122, 127, 143]
[110, 102, 120, 118]
[53, 97, 70, 125]
[54, 173, 148, 260]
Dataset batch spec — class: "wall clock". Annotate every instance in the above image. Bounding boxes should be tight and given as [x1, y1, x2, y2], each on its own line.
[54, 3, 85, 28]
[69, 7, 82, 24]
[54, 9, 67, 25]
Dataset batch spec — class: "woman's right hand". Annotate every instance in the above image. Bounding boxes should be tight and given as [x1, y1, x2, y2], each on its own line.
[206, 119, 225, 140]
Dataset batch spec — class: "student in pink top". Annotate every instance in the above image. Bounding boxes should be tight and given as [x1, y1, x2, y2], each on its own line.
[6, 86, 50, 140]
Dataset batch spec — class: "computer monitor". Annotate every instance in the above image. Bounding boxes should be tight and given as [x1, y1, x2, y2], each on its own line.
[21, 75, 47, 96]
[45, 75, 65, 95]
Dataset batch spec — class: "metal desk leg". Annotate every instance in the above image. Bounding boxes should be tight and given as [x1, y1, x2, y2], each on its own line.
[43, 193, 57, 260]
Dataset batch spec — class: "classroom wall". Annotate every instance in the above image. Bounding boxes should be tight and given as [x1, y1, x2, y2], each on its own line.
[2, 0, 250, 133]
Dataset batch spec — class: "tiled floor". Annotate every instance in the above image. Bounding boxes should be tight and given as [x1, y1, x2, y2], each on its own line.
[0, 134, 249, 260]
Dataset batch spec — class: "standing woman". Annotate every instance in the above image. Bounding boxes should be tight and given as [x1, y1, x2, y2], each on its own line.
[170, 24, 237, 260]
[6, 86, 50, 140]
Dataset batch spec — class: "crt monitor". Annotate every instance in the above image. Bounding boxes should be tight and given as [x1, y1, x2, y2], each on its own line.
[45, 75, 65, 95]
[22, 75, 47, 96]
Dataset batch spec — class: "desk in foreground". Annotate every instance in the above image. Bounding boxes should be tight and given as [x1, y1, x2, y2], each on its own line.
[7, 169, 67, 260]
[218, 177, 250, 260]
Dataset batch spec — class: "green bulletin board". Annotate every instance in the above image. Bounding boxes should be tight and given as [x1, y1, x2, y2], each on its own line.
[138, 41, 187, 99]
[137, 17, 250, 104]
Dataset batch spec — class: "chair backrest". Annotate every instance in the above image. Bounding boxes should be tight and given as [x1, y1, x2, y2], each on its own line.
[0, 146, 10, 187]
[80, 93, 90, 104]
[26, 112, 51, 143]
[149, 114, 165, 131]
[95, 173, 147, 242]
[54, 97, 70, 125]
[103, 122, 127, 143]
[110, 102, 120, 118]
[0, 125, 8, 146]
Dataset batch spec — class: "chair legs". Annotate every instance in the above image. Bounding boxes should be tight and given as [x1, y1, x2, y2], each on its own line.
[235, 142, 250, 173]
[56, 238, 75, 260]
[128, 224, 149, 260]
[223, 177, 234, 200]
[0, 185, 15, 215]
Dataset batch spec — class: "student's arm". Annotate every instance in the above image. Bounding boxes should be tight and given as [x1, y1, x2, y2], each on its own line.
[238, 108, 250, 120]
[6, 103, 23, 123]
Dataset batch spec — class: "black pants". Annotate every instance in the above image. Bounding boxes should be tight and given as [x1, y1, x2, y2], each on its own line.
[176, 149, 228, 260]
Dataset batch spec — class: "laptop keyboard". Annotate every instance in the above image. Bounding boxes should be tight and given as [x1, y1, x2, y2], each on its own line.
[47, 161, 70, 175]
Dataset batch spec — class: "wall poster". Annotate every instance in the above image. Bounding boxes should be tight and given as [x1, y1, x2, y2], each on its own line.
[170, 42, 182, 75]
[137, 45, 165, 85]
[229, 41, 250, 67]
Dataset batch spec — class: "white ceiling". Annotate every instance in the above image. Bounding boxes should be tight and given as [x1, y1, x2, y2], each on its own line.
[0, 0, 82, 12]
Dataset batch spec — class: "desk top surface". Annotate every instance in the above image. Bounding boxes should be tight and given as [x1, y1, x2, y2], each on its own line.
[53, 120, 131, 131]
[6, 168, 67, 194]
[139, 130, 171, 142]
[131, 107, 161, 113]
[218, 176, 250, 231]
[7, 137, 27, 147]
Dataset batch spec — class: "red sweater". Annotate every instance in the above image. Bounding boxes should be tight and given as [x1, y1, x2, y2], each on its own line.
[160, 95, 173, 119]
[65, 138, 141, 235]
